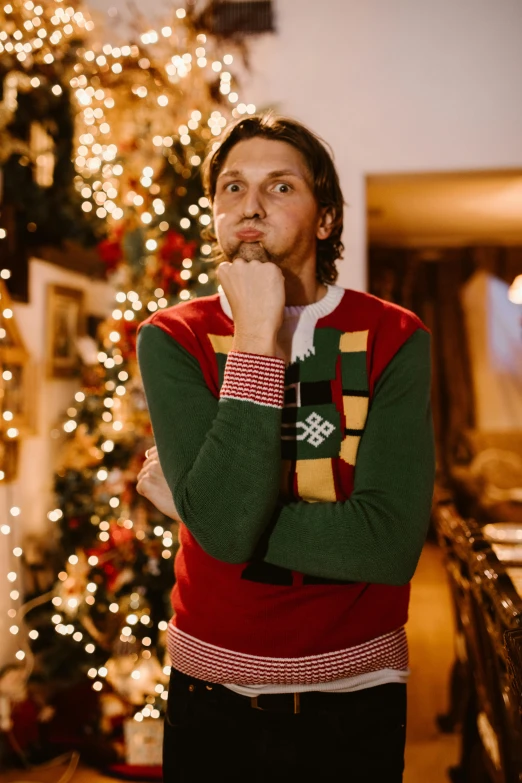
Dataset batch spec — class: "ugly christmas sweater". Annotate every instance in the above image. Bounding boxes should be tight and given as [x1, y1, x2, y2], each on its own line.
[137, 284, 435, 687]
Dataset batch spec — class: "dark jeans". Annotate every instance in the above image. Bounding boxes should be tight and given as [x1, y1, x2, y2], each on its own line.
[163, 668, 407, 782]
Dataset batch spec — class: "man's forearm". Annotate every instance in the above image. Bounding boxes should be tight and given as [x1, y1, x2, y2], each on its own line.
[138, 324, 285, 563]
[262, 329, 435, 585]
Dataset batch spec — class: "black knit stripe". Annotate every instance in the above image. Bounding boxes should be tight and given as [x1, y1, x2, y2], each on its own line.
[342, 389, 370, 398]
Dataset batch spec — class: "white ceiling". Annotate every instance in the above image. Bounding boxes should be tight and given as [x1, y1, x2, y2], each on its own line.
[367, 170, 522, 247]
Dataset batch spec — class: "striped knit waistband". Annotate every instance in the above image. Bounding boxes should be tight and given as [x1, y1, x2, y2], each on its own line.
[167, 622, 408, 686]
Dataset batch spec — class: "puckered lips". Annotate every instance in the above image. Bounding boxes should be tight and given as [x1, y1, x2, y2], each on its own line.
[236, 228, 264, 242]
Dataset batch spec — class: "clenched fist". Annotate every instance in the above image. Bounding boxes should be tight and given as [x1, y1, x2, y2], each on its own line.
[217, 256, 285, 357]
[137, 446, 181, 523]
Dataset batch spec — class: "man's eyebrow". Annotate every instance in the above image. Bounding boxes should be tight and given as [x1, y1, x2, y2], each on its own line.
[217, 168, 305, 180]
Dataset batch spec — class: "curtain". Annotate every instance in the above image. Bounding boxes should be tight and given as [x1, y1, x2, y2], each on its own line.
[368, 246, 522, 473]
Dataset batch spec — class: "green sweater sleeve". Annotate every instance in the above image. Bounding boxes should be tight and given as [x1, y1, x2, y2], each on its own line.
[263, 328, 435, 585]
[138, 322, 434, 585]
[137, 323, 283, 563]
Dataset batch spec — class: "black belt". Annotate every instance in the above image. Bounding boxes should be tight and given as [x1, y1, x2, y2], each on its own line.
[170, 668, 372, 715]
[251, 692, 302, 714]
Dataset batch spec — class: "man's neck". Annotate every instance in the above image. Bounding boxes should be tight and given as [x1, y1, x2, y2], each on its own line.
[283, 271, 328, 307]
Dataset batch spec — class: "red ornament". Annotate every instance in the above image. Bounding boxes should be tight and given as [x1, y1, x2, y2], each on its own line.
[120, 319, 139, 361]
[98, 236, 123, 274]
[158, 231, 196, 267]
[159, 230, 194, 265]
[154, 230, 198, 296]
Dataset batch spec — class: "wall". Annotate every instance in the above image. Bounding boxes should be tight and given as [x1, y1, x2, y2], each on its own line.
[242, 0, 522, 289]
[89, 0, 522, 291]
[0, 260, 112, 667]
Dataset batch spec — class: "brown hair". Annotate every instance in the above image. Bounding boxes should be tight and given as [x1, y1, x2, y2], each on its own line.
[201, 111, 345, 285]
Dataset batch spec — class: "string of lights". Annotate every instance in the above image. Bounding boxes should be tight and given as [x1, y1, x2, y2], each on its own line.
[0, 270, 29, 672]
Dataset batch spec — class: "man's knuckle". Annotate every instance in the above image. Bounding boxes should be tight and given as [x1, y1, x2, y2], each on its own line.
[217, 262, 230, 278]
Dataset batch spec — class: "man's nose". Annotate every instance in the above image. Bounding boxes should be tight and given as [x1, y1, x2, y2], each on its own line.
[241, 188, 266, 220]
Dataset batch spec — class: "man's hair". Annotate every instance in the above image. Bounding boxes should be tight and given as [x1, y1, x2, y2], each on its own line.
[201, 112, 345, 285]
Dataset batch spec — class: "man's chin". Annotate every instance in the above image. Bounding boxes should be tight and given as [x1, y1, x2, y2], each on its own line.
[230, 241, 270, 263]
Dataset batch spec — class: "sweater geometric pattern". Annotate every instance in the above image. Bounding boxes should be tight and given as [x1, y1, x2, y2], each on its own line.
[210, 325, 371, 504]
[137, 287, 435, 685]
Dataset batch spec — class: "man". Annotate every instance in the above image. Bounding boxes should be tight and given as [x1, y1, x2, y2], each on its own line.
[137, 112, 435, 782]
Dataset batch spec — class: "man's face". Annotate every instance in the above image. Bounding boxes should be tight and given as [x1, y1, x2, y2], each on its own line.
[212, 137, 329, 271]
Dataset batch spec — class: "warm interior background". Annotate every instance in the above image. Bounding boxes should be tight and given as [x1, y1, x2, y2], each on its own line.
[1, 1, 522, 781]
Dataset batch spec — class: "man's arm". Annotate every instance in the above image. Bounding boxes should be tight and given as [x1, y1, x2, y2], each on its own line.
[137, 446, 182, 522]
[137, 323, 285, 563]
[138, 323, 434, 585]
[262, 328, 435, 585]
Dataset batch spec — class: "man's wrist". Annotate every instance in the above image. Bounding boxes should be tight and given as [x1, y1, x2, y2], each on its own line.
[232, 332, 279, 357]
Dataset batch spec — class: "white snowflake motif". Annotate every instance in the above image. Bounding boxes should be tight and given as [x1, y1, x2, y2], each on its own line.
[296, 413, 336, 447]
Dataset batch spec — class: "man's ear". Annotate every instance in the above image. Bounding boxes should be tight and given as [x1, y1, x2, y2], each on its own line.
[316, 207, 335, 240]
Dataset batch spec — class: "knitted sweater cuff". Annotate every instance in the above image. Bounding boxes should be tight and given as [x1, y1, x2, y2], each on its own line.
[220, 351, 285, 409]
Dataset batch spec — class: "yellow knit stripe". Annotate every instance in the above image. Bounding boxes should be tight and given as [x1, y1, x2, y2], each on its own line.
[296, 458, 336, 502]
[339, 330, 369, 353]
[208, 334, 234, 354]
[340, 435, 361, 466]
[342, 395, 369, 431]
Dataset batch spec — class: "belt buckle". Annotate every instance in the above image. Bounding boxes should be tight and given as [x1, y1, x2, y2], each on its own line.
[250, 693, 300, 714]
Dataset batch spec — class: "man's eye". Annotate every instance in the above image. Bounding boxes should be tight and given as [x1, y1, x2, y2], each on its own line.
[225, 183, 241, 192]
[274, 183, 291, 193]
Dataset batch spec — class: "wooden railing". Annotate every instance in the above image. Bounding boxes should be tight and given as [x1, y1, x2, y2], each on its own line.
[432, 498, 522, 783]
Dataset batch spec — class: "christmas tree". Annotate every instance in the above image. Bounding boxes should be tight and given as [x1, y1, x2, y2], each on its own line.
[1, 0, 257, 769]
[0, 0, 102, 252]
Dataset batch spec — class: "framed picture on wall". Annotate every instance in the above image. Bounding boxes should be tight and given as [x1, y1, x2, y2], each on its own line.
[0, 279, 33, 480]
[46, 285, 85, 377]
[0, 439, 20, 482]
